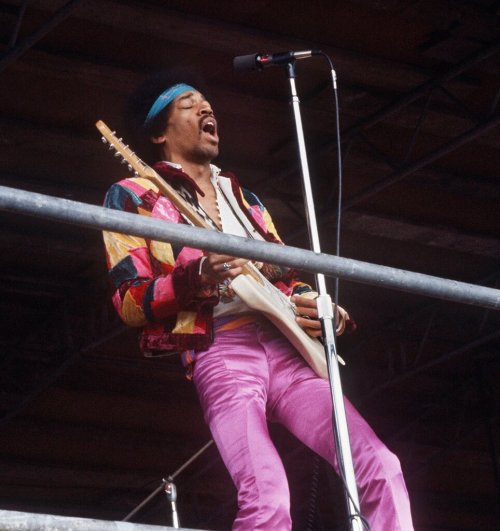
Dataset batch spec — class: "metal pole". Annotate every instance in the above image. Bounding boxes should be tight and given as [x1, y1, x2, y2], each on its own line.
[285, 61, 363, 530]
[0, 509, 199, 530]
[122, 440, 214, 523]
[0, 184, 499, 311]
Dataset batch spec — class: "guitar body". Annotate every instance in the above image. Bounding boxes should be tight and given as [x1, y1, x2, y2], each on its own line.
[231, 272, 329, 379]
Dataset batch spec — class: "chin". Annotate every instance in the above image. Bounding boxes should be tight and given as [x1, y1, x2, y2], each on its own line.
[191, 149, 219, 166]
[202, 146, 219, 161]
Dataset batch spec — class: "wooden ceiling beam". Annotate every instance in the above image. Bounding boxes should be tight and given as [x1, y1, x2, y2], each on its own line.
[2, 39, 496, 150]
[341, 211, 500, 260]
[2, 0, 491, 94]
[0, 0, 84, 73]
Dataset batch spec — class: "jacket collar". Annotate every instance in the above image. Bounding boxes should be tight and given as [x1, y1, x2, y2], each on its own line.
[153, 160, 222, 198]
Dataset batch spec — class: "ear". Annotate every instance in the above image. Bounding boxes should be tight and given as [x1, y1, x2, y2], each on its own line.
[150, 133, 167, 145]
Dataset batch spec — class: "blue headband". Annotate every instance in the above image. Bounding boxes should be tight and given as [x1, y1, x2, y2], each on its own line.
[144, 83, 196, 126]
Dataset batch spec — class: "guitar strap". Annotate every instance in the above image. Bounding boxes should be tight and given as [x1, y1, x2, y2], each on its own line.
[174, 184, 220, 231]
[216, 176, 265, 242]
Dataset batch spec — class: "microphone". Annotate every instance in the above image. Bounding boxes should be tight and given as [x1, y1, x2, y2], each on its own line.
[233, 50, 321, 72]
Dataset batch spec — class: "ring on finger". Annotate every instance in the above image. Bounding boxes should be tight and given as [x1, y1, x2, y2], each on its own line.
[222, 262, 232, 271]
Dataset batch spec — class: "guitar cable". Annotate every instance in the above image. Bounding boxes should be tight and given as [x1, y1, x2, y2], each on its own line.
[319, 51, 371, 531]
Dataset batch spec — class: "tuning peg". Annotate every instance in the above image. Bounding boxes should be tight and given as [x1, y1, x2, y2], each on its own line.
[101, 136, 108, 144]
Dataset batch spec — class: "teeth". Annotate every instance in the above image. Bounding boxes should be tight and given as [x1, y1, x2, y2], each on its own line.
[202, 120, 216, 134]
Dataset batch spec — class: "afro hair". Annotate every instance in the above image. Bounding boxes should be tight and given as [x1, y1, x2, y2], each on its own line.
[122, 67, 208, 164]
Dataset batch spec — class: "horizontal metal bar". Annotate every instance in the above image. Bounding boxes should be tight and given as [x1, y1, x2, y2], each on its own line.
[0, 184, 499, 311]
[0, 509, 203, 530]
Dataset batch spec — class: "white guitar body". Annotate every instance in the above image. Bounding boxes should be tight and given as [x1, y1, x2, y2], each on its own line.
[230, 270, 329, 379]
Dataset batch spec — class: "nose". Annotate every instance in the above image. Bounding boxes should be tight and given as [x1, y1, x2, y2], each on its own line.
[199, 99, 214, 116]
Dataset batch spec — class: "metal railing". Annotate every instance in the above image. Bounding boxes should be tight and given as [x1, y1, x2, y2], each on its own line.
[1, 184, 499, 311]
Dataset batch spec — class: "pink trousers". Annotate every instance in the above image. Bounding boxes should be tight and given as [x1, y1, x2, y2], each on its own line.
[193, 318, 414, 530]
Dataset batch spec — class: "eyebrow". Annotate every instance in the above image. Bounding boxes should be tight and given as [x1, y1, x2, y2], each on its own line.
[178, 92, 206, 103]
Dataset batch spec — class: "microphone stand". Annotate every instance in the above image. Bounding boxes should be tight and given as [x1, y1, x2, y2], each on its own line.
[122, 439, 214, 526]
[284, 60, 363, 531]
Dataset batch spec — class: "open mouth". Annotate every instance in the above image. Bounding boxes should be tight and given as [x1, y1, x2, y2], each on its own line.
[201, 116, 218, 137]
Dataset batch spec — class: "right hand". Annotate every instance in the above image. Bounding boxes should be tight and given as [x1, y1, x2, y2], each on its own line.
[291, 295, 351, 337]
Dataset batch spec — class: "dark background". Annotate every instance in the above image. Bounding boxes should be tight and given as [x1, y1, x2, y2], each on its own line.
[0, 1, 499, 529]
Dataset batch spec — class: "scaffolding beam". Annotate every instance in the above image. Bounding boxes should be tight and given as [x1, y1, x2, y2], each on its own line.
[0, 509, 206, 531]
[0, 184, 499, 311]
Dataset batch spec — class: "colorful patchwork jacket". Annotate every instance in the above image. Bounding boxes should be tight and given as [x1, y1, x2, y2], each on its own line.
[103, 161, 312, 355]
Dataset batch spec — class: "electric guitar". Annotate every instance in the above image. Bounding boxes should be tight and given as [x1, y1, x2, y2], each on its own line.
[96, 120, 345, 379]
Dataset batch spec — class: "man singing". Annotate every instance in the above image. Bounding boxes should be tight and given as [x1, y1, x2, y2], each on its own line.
[102, 70, 414, 530]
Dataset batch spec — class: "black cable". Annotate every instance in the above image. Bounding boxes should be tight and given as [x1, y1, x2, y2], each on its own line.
[318, 52, 342, 309]
[319, 51, 371, 531]
[306, 455, 321, 531]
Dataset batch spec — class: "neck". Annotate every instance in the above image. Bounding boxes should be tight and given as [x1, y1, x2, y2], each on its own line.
[178, 160, 213, 184]
[159, 148, 213, 185]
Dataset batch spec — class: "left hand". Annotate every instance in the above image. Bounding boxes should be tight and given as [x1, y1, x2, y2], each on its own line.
[200, 252, 248, 285]
[291, 295, 350, 337]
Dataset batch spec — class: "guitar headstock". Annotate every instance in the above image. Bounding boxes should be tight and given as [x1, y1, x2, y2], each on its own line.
[96, 120, 150, 177]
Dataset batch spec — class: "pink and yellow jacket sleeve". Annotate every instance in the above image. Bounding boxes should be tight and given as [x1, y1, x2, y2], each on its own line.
[103, 177, 217, 325]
